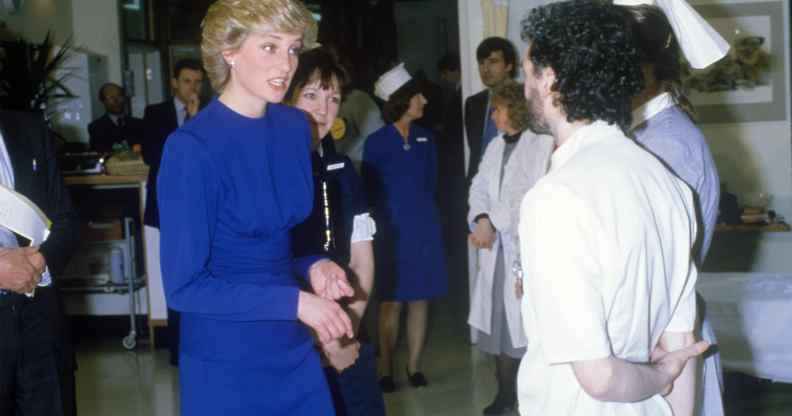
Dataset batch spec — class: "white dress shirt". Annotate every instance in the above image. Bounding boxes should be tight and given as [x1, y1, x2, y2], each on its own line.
[517, 121, 698, 415]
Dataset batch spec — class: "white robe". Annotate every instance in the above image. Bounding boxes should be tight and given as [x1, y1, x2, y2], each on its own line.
[467, 130, 553, 347]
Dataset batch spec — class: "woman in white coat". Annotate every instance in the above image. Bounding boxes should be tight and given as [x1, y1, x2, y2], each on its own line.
[467, 80, 553, 415]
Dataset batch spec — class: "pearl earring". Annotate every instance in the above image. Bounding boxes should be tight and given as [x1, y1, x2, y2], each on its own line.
[230, 60, 235, 67]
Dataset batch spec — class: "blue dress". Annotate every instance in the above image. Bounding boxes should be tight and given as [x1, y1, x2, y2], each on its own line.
[362, 124, 448, 301]
[157, 99, 333, 415]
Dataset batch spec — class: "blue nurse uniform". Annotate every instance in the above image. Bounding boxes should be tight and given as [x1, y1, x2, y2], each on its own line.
[362, 124, 448, 301]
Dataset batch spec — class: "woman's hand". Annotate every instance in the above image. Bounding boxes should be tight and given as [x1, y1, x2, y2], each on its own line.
[321, 338, 360, 372]
[297, 291, 354, 344]
[309, 259, 355, 301]
[469, 217, 496, 249]
[186, 93, 200, 118]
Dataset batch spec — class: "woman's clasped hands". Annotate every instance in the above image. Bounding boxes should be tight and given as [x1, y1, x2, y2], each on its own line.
[297, 259, 355, 344]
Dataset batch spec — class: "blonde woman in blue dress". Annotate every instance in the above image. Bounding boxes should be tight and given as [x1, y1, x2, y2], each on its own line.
[157, 1, 355, 414]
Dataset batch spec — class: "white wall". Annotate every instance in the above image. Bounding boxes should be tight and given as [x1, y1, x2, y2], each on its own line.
[695, 0, 792, 272]
[0, 0, 73, 44]
[71, 0, 123, 83]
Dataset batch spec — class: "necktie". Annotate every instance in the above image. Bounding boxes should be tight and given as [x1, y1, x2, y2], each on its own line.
[481, 106, 498, 155]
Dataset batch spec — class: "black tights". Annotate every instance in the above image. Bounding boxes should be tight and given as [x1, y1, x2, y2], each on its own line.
[494, 354, 520, 404]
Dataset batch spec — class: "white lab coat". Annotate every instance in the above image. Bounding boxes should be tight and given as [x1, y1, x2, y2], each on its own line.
[467, 130, 553, 347]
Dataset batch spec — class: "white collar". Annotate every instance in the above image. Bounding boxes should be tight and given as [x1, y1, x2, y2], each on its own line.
[550, 121, 623, 172]
[630, 92, 674, 131]
[173, 97, 186, 112]
[0, 132, 14, 189]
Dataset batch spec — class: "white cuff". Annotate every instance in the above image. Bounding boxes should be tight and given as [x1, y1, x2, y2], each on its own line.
[25, 265, 50, 298]
[351, 213, 376, 243]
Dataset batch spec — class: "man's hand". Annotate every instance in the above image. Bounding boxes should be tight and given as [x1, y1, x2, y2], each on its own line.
[186, 94, 200, 117]
[297, 291, 354, 344]
[309, 259, 354, 301]
[469, 217, 496, 249]
[0, 247, 44, 294]
[651, 340, 710, 395]
[321, 338, 360, 372]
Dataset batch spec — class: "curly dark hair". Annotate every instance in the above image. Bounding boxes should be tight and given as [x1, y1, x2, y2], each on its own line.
[382, 78, 422, 124]
[490, 80, 530, 132]
[286, 47, 350, 104]
[521, 0, 644, 130]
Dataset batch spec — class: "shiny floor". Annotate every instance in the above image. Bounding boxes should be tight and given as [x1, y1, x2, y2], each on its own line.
[74, 293, 792, 416]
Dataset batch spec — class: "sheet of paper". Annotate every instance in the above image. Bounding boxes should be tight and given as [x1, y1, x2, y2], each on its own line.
[0, 183, 51, 245]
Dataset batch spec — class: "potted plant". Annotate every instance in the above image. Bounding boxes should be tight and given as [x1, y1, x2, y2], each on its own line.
[0, 31, 76, 114]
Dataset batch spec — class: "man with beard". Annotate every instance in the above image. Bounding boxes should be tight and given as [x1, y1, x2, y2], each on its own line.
[515, 1, 708, 415]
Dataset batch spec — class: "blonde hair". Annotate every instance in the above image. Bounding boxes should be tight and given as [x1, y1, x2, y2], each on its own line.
[201, 0, 317, 92]
[491, 79, 531, 132]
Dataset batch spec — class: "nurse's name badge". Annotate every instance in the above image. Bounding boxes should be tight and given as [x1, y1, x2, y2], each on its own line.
[416, 137, 428, 142]
[327, 162, 345, 172]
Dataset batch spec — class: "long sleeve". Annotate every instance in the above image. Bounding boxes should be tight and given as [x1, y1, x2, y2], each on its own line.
[87, 121, 102, 153]
[429, 133, 439, 198]
[141, 106, 161, 167]
[35, 114, 79, 277]
[361, 137, 380, 210]
[292, 254, 323, 281]
[158, 131, 299, 322]
[467, 140, 494, 231]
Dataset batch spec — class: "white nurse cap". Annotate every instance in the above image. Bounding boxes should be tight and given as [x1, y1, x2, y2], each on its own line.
[374, 63, 412, 102]
[614, 0, 730, 69]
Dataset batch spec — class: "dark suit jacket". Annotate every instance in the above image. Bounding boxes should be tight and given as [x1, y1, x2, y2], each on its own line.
[141, 100, 179, 227]
[0, 110, 80, 369]
[463, 89, 489, 182]
[87, 113, 145, 153]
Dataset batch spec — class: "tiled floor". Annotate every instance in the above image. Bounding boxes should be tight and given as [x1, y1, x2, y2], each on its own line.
[74, 291, 792, 416]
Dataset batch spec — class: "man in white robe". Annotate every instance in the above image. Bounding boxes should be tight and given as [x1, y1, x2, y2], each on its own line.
[515, 1, 709, 415]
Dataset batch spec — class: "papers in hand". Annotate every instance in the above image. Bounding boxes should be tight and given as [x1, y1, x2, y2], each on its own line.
[0, 184, 52, 297]
[0, 183, 51, 245]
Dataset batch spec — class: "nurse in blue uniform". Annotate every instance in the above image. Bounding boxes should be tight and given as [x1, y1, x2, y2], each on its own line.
[287, 48, 386, 416]
[157, 1, 354, 415]
[363, 64, 448, 392]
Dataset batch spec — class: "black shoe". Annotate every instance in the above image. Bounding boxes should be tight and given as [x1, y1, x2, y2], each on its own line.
[483, 397, 516, 415]
[406, 368, 429, 387]
[379, 376, 396, 393]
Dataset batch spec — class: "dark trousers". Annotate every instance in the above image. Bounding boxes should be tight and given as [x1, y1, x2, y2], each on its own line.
[0, 295, 63, 416]
[324, 343, 385, 416]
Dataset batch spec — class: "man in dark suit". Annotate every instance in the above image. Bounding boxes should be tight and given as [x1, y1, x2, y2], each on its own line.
[0, 111, 80, 416]
[141, 58, 203, 366]
[87, 83, 144, 153]
[464, 37, 517, 182]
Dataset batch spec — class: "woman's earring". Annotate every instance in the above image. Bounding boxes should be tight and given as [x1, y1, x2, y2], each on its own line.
[230, 60, 235, 68]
